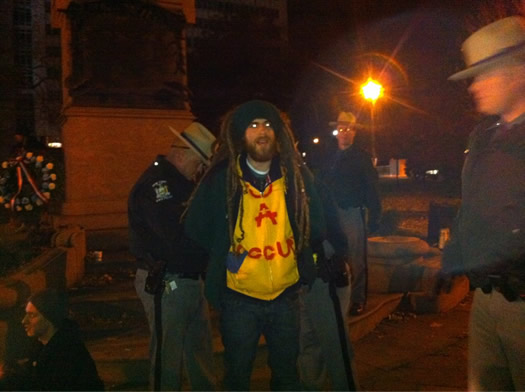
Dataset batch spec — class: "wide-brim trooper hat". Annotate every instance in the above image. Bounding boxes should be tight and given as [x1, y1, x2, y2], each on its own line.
[169, 122, 216, 164]
[329, 111, 366, 128]
[449, 16, 525, 81]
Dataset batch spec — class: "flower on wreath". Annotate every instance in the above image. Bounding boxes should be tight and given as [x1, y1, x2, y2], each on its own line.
[0, 151, 60, 215]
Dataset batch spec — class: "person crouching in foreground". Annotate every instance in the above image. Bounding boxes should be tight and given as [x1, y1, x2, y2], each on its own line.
[0, 289, 103, 391]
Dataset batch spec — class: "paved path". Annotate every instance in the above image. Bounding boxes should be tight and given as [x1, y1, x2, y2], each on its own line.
[355, 296, 470, 391]
[72, 251, 471, 391]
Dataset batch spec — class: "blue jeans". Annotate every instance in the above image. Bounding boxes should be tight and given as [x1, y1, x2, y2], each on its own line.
[220, 288, 302, 391]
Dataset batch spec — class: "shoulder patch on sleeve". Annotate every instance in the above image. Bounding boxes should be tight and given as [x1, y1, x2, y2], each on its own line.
[152, 180, 173, 202]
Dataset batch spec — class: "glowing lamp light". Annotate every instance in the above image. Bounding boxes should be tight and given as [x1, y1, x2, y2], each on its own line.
[47, 142, 62, 149]
[361, 78, 383, 103]
[332, 129, 339, 136]
[313, 137, 320, 144]
[301, 152, 306, 157]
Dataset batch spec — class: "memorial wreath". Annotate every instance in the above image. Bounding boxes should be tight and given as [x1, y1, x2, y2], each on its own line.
[0, 151, 58, 214]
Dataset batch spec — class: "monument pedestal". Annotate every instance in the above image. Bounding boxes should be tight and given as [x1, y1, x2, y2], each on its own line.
[52, 107, 194, 247]
[51, 1, 196, 248]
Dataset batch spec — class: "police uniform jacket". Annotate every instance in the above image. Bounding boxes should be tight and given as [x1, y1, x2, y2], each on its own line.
[128, 155, 207, 273]
[323, 145, 382, 232]
[442, 114, 525, 287]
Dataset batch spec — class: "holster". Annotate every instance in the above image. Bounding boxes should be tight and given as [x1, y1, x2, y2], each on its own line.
[145, 259, 167, 295]
[481, 274, 525, 302]
[471, 252, 525, 302]
[318, 255, 349, 287]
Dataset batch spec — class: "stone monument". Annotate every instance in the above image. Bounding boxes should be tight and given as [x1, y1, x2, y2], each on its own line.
[51, 0, 196, 247]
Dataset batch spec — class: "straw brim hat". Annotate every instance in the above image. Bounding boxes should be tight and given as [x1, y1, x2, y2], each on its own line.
[449, 16, 525, 81]
[169, 123, 216, 164]
[329, 111, 366, 128]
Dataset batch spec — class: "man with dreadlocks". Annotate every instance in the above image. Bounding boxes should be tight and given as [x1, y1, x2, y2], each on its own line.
[184, 99, 325, 391]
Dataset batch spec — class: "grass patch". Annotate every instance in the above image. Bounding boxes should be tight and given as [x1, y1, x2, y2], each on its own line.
[377, 178, 461, 239]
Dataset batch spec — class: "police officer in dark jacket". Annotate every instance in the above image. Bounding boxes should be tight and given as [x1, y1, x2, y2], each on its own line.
[128, 123, 217, 391]
[323, 111, 381, 316]
[445, 16, 525, 391]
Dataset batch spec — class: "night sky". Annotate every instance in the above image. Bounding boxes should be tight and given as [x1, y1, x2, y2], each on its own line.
[284, 0, 521, 171]
[186, 0, 522, 173]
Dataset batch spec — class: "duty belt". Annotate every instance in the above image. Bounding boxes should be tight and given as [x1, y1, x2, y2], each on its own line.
[173, 272, 202, 280]
[480, 274, 525, 302]
[164, 272, 203, 294]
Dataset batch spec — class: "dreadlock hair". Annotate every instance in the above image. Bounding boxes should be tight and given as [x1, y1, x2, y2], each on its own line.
[200, 100, 311, 254]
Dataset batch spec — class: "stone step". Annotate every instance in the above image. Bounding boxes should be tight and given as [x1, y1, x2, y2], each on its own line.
[84, 249, 136, 275]
[72, 250, 409, 389]
[74, 288, 404, 389]
[348, 293, 404, 341]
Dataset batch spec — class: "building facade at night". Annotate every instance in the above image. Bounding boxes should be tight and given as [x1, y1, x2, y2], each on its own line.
[187, 0, 287, 49]
[0, 0, 62, 158]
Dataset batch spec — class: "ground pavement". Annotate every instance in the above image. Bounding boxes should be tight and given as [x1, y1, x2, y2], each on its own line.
[70, 250, 470, 391]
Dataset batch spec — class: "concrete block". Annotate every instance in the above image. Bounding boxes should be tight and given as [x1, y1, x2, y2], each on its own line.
[406, 276, 470, 314]
[51, 225, 86, 286]
[0, 248, 67, 311]
[366, 237, 469, 313]
[368, 236, 432, 258]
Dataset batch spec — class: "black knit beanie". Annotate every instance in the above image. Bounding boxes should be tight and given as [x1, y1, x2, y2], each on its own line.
[230, 100, 284, 139]
[28, 288, 68, 328]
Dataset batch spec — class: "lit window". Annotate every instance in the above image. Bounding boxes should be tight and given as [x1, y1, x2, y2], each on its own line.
[47, 142, 62, 149]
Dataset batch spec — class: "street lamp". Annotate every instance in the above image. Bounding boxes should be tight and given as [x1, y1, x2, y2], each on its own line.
[360, 78, 383, 165]
[361, 78, 383, 103]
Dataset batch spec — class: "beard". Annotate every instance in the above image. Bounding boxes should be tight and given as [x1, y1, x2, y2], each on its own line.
[245, 136, 277, 162]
